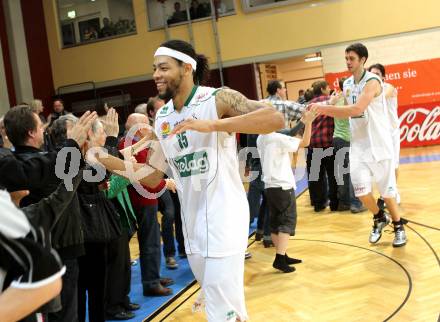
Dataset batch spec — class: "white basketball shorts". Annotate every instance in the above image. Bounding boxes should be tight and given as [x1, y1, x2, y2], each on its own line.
[187, 252, 248, 322]
[350, 158, 397, 198]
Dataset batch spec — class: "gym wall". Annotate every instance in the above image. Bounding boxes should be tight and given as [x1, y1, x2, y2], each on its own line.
[42, 0, 440, 90]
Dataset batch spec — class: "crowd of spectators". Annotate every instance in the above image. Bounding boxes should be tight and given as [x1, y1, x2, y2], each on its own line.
[0, 97, 183, 321]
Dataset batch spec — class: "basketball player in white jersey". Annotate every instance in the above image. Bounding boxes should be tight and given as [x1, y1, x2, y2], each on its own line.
[148, 40, 283, 321]
[310, 43, 407, 247]
[368, 63, 401, 206]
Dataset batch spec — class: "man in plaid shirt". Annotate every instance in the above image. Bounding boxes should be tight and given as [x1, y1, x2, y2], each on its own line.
[264, 80, 305, 127]
[307, 80, 339, 212]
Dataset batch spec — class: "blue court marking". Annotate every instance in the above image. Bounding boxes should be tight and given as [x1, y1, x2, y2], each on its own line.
[399, 153, 440, 164]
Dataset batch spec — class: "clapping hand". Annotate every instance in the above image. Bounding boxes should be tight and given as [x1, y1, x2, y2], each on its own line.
[302, 109, 318, 124]
[102, 108, 119, 137]
[68, 111, 98, 147]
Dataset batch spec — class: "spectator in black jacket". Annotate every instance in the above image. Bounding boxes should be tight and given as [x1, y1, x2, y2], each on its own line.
[0, 105, 97, 322]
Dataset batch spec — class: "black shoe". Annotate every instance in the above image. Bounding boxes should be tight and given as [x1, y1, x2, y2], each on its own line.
[178, 251, 187, 258]
[285, 254, 302, 265]
[330, 202, 339, 211]
[125, 303, 140, 311]
[106, 310, 135, 320]
[263, 239, 274, 248]
[255, 232, 263, 241]
[377, 198, 385, 211]
[337, 204, 351, 212]
[314, 204, 327, 212]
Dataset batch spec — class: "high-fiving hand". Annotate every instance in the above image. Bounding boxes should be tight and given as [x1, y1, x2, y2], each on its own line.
[302, 109, 318, 124]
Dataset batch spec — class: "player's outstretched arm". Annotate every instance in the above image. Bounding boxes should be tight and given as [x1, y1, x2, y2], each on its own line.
[170, 88, 284, 135]
[0, 277, 62, 322]
[215, 88, 284, 133]
[310, 80, 380, 118]
[89, 144, 165, 188]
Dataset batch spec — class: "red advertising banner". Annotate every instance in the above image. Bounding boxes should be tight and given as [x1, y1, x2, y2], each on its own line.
[398, 102, 440, 147]
[325, 57, 440, 147]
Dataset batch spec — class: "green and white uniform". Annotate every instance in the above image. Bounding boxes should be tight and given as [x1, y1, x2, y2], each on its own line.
[155, 86, 249, 321]
[343, 71, 397, 197]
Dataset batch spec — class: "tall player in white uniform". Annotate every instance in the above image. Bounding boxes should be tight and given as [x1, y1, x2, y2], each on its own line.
[368, 63, 401, 206]
[152, 40, 284, 321]
[310, 43, 407, 247]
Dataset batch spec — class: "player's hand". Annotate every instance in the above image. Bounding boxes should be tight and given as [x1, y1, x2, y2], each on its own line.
[148, 140, 168, 173]
[68, 111, 98, 147]
[308, 103, 324, 116]
[170, 119, 216, 135]
[165, 178, 176, 193]
[328, 91, 341, 105]
[9, 190, 29, 207]
[302, 109, 318, 124]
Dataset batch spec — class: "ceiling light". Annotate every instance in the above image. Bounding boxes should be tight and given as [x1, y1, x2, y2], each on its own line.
[305, 53, 322, 62]
[67, 10, 76, 19]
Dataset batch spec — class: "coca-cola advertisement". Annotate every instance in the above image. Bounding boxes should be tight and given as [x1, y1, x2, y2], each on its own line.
[399, 102, 440, 147]
[325, 57, 440, 147]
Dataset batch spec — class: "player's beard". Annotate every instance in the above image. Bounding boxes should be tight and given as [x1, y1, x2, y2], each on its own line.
[158, 74, 182, 101]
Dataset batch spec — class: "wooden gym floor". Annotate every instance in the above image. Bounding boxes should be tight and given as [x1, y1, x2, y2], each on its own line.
[148, 146, 440, 322]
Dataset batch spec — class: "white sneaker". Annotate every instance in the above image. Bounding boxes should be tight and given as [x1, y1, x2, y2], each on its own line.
[369, 213, 390, 243]
[393, 227, 407, 247]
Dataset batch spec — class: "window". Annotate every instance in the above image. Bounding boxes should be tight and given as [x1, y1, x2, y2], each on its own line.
[57, 0, 136, 47]
[146, 0, 236, 30]
[241, 0, 321, 13]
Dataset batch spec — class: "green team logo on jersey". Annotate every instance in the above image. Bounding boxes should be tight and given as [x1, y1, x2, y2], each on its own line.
[172, 151, 210, 177]
[158, 105, 169, 115]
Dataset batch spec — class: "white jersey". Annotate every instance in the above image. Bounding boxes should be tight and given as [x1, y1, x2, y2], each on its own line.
[257, 133, 300, 190]
[384, 82, 400, 132]
[343, 71, 394, 162]
[155, 86, 249, 258]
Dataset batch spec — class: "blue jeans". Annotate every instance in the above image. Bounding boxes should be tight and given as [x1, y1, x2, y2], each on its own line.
[333, 137, 363, 209]
[134, 204, 161, 290]
[158, 190, 176, 257]
[247, 172, 270, 237]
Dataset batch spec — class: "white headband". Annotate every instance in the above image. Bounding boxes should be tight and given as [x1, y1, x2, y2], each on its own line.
[154, 47, 197, 71]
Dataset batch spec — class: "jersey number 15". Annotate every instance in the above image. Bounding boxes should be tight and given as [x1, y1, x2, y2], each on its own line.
[177, 132, 189, 149]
